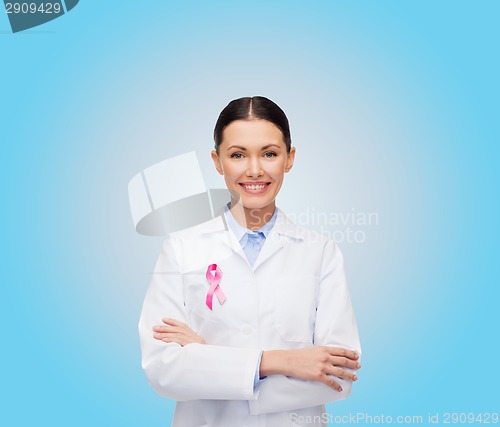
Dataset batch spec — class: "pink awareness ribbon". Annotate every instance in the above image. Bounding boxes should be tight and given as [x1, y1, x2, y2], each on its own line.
[205, 264, 226, 310]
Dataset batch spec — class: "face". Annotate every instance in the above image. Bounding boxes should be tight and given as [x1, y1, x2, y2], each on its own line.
[211, 119, 295, 213]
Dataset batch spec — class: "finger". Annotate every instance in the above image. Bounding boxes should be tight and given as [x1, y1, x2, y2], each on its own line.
[154, 325, 197, 338]
[326, 347, 359, 361]
[161, 319, 195, 334]
[153, 325, 184, 333]
[322, 375, 343, 392]
[154, 330, 191, 338]
[162, 318, 187, 327]
[153, 332, 174, 340]
[157, 331, 188, 342]
[153, 323, 195, 335]
[326, 366, 358, 382]
[330, 355, 361, 370]
[153, 325, 170, 333]
[155, 330, 202, 343]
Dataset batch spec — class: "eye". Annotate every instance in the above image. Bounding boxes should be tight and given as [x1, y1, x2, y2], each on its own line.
[264, 152, 277, 158]
[230, 152, 244, 159]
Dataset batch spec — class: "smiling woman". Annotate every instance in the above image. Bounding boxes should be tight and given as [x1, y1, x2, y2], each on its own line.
[211, 97, 295, 230]
[138, 96, 361, 427]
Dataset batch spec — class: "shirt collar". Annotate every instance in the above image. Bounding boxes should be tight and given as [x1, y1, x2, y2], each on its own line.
[224, 204, 278, 244]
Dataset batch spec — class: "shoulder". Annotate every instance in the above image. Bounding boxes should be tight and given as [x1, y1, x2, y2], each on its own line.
[276, 209, 344, 273]
[163, 215, 229, 273]
[168, 214, 226, 242]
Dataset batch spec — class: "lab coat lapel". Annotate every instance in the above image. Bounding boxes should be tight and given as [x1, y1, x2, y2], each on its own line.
[198, 209, 303, 270]
[253, 209, 303, 270]
[252, 228, 283, 270]
[200, 213, 248, 264]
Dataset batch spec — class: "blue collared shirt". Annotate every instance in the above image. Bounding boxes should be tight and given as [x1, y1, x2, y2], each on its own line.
[224, 206, 278, 267]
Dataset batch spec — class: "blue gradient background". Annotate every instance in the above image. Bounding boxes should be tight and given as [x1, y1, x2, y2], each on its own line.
[1, 1, 498, 426]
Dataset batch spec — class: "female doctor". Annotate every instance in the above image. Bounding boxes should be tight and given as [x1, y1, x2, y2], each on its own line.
[139, 96, 361, 427]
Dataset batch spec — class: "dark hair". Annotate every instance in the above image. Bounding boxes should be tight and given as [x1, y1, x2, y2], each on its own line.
[213, 96, 292, 154]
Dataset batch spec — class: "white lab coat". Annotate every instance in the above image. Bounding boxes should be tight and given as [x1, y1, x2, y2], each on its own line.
[139, 208, 361, 427]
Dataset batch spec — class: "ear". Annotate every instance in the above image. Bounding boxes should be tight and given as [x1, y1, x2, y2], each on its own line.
[284, 147, 296, 173]
[211, 150, 224, 175]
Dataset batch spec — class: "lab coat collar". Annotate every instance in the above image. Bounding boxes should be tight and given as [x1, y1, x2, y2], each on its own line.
[198, 208, 303, 238]
[197, 208, 304, 270]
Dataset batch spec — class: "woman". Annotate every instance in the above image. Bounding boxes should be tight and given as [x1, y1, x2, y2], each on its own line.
[139, 96, 361, 426]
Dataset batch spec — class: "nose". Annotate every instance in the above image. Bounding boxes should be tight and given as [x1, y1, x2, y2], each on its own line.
[246, 157, 263, 177]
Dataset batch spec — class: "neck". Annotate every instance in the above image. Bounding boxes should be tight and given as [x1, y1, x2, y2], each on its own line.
[229, 199, 276, 230]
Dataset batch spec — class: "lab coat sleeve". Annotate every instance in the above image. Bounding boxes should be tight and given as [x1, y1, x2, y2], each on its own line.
[139, 238, 262, 401]
[248, 240, 361, 415]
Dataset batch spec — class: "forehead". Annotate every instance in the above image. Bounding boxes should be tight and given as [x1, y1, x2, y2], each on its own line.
[221, 119, 285, 148]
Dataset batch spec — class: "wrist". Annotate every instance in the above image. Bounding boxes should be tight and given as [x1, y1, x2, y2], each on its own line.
[260, 350, 290, 377]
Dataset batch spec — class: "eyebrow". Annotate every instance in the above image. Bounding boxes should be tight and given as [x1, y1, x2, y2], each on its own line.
[226, 144, 282, 151]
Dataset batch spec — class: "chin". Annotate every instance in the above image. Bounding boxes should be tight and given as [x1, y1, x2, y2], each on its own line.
[239, 197, 275, 211]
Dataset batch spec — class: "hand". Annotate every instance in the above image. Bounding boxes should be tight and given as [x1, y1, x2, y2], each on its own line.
[260, 346, 360, 391]
[153, 318, 205, 346]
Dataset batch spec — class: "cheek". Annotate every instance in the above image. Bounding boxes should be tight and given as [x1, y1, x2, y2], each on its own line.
[220, 161, 242, 181]
[269, 162, 287, 180]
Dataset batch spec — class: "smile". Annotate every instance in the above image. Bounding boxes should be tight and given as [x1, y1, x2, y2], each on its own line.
[239, 182, 271, 193]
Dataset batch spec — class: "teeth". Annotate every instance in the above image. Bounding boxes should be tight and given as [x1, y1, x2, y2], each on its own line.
[244, 184, 267, 190]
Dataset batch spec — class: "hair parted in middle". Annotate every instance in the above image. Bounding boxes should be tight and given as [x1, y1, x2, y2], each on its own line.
[213, 96, 292, 154]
